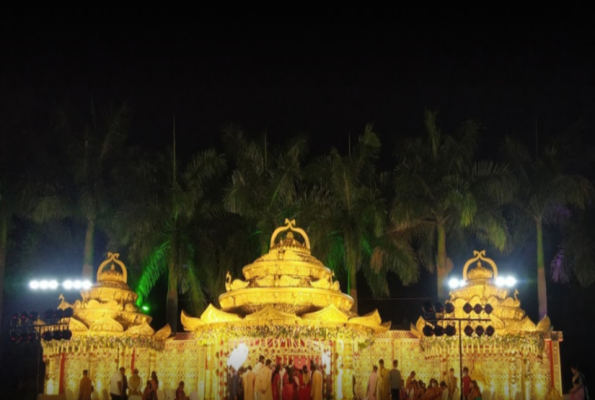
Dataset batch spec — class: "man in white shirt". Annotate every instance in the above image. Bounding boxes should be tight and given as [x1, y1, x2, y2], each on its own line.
[110, 368, 123, 400]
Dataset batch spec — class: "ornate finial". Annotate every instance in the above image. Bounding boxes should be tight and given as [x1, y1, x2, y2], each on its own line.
[97, 252, 128, 284]
[269, 220, 311, 250]
[462, 250, 498, 281]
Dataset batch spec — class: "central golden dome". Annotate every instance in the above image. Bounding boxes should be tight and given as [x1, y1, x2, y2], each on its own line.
[218, 219, 354, 315]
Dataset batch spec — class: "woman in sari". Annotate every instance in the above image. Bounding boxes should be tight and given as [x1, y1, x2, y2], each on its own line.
[150, 372, 159, 400]
[272, 365, 281, 400]
[570, 364, 586, 400]
[421, 379, 441, 400]
[467, 380, 482, 400]
[298, 366, 310, 400]
[282, 367, 294, 400]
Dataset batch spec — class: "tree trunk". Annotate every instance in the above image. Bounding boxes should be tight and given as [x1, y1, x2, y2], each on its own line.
[436, 224, 451, 300]
[0, 205, 8, 356]
[82, 219, 95, 279]
[536, 218, 548, 319]
[166, 276, 178, 333]
[349, 264, 358, 314]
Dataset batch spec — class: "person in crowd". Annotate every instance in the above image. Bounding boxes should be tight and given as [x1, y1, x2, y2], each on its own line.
[467, 381, 481, 400]
[570, 363, 587, 400]
[282, 365, 295, 400]
[298, 365, 310, 400]
[417, 381, 426, 399]
[272, 365, 281, 400]
[390, 360, 402, 400]
[254, 356, 266, 400]
[243, 366, 256, 400]
[176, 381, 189, 400]
[446, 369, 457, 400]
[129, 368, 142, 396]
[461, 367, 471, 400]
[143, 381, 152, 400]
[150, 371, 159, 400]
[406, 372, 416, 391]
[407, 380, 418, 400]
[110, 367, 124, 400]
[311, 364, 323, 400]
[232, 367, 241, 400]
[439, 382, 448, 400]
[120, 367, 128, 400]
[421, 379, 441, 400]
[367, 365, 378, 400]
[255, 359, 273, 400]
[376, 359, 390, 400]
[77, 369, 93, 400]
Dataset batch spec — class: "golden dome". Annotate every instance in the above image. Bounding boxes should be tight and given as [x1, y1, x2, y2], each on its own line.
[219, 219, 354, 315]
[68, 253, 154, 334]
[444, 250, 550, 334]
[467, 261, 494, 281]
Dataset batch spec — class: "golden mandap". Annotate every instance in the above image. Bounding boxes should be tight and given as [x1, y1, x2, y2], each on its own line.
[41, 220, 563, 400]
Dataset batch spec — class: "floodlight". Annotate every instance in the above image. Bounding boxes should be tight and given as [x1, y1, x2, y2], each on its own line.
[505, 276, 516, 287]
[29, 280, 40, 290]
[72, 280, 82, 289]
[448, 278, 459, 289]
[82, 280, 92, 289]
[495, 277, 506, 287]
[63, 280, 73, 290]
[48, 280, 58, 290]
[39, 280, 49, 290]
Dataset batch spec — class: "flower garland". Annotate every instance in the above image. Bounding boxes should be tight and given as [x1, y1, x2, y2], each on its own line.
[193, 323, 375, 348]
[42, 335, 164, 351]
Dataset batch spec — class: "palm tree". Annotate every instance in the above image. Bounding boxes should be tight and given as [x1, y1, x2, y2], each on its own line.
[304, 125, 418, 312]
[503, 138, 594, 319]
[118, 141, 226, 332]
[223, 124, 307, 253]
[551, 205, 595, 287]
[392, 111, 513, 299]
[25, 101, 130, 278]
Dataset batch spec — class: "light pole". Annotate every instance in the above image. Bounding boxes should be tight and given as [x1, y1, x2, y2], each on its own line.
[422, 301, 494, 400]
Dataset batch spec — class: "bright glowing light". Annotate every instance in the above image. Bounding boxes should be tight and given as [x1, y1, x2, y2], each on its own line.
[227, 343, 249, 370]
[82, 280, 92, 289]
[448, 278, 459, 289]
[495, 277, 506, 287]
[29, 280, 40, 290]
[142, 305, 150, 312]
[505, 276, 516, 287]
[72, 280, 82, 289]
[63, 280, 73, 290]
[39, 280, 49, 290]
[459, 280, 467, 288]
[48, 280, 59, 289]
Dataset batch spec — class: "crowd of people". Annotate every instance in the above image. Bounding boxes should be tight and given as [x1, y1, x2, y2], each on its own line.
[226, 355, 325, 400]
[366, 363, 481, 400]
[76, 360, 487, 400]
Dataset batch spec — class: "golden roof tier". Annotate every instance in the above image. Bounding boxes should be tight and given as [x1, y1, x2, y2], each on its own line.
[56, 253, 169, 338]
[412, 250, 551, 339]
[184, 220, 390, 342]
[219, 219, 354, 315]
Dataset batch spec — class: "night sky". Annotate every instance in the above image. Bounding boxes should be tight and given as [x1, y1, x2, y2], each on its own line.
[2, 4, 595, 393]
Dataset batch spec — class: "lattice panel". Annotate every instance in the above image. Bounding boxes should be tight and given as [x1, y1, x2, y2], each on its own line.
[43, 331, 564, 400]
